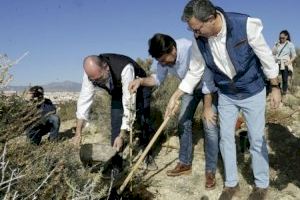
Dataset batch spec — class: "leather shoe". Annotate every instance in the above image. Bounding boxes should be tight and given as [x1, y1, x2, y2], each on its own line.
[248, 187, 268, 200]
[218, 184, 240, 200]
[166, 162, 191, 177]
[205, 171, 216, 190]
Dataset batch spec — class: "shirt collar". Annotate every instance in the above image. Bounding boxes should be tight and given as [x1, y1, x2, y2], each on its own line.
[212, 11, 227, 39]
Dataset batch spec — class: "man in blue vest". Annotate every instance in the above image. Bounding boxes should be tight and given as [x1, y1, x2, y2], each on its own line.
[74, 54, 157, 170]
[165, 1, 281, 199]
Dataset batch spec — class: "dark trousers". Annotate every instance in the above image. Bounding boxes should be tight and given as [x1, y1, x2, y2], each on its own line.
[110, 87, 153, 148]
[26, 114, 60, 145]
[280, 66, 289, 94]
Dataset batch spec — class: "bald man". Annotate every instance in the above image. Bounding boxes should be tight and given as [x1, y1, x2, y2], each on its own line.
[73, 54, 156, 169]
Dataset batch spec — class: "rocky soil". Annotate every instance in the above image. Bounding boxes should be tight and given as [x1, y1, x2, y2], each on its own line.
[60, 90, 300, 200]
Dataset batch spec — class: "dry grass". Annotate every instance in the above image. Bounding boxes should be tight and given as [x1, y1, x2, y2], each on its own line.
[57, 100, 77, 122]
[0, 94, 42, 144]
[3, 56, 300, 199]
[2, 141, 108, 199]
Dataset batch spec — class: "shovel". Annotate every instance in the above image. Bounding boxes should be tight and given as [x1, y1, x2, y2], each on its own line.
[117, 115, 171, 195]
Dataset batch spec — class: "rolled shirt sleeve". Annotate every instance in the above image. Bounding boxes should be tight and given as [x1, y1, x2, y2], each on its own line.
[179, 37, 206, 94]
[76, 72, 95, 121]
[247, 17, 279, 79]
[121, 64, 136, 131]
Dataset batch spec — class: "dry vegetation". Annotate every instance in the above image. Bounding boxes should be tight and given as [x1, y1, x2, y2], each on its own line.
[0, 57, 183, 199]
[0, 55, 300, 199]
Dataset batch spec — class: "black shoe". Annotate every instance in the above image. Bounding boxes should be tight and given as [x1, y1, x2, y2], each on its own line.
[142, 155, 158, 171]
[99, 154, 123, 179]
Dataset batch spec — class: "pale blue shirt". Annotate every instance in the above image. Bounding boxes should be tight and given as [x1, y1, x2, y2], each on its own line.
[273, 41, 297, 62]
[151, 38, 217, 94]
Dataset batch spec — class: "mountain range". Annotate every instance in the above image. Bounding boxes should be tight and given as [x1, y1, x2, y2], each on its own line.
[4, 81, 82, 92]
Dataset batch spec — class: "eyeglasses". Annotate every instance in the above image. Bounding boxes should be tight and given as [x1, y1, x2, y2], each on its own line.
[187, 24, 204, 34]
[187, 17, 212, 34]
[279, 37, 286, 40]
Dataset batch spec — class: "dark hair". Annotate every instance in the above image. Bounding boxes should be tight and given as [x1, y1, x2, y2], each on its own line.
[279, 30, 291, 41]
[148, 33, 176, 59]
[29, 86, 44, 99]
[182, 0, 217, 22]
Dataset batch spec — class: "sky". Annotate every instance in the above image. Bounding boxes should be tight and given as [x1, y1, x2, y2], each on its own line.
[1, 0, 299, 86]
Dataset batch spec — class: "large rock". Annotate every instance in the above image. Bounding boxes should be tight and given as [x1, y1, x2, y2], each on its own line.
[80, 143, 116, 166]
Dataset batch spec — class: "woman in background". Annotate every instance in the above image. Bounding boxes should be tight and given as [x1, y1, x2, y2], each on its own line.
[273, 30, 297, 95]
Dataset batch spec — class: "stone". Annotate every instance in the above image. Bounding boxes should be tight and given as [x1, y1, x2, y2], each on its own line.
[80, 143, 117, 165]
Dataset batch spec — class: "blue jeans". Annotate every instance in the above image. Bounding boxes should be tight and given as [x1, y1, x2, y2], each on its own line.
[218, 88, 269, 188]
[26, 114, 60, 145]
[178, 89, 219, 173]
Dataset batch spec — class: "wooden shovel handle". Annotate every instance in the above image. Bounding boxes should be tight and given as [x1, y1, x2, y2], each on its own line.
[118, 115, 171, 194]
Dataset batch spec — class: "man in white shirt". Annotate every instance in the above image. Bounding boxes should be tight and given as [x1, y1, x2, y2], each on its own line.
[165, 1, 281, 200]
[129, 33, 219, 189]
[74, 54, 156, 169]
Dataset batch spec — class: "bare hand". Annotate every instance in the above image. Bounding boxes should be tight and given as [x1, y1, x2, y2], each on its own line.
[113, 136, 124, 152]
[165, 90, 184, 118]
[202, 106, 217, 125]
[270, 87, 281, 109]
[128, 79, 142, 94]
[165, 98, 181, 119]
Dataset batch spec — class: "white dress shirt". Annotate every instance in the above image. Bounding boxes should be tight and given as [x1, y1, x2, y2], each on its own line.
[179, 12, 279, 94]
[152, 38, 217, 94]
[76, 64, 136, 131]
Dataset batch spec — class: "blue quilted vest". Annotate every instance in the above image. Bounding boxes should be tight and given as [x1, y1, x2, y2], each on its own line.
[197, 9, 265, 100]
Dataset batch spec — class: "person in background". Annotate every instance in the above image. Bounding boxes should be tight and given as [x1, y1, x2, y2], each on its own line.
[74, 54, 157, 170]
[25, 86, 60, 145]
[272, 30, 297, 95]
[165, 0, 281, 199]
[129, 33, 219, 190]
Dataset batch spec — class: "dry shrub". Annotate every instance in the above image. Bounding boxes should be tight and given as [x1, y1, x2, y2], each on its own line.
[2, 141, 108, 199]
[150, 75, 180, 133]
[89, 90, 111, 122]
[0, 94, 41, 143]
[266, 109, 297, 126]
[0, 93, 108, 199]
[136, 57, 153, 76]
[57, 100, 77, 122]
[290, 49, 300, 88]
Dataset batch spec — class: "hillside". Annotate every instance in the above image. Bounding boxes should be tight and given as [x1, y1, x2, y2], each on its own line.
[4, 80, 81, 92]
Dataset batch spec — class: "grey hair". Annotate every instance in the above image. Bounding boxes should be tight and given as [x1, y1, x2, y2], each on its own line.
[181, 0, 217, 22]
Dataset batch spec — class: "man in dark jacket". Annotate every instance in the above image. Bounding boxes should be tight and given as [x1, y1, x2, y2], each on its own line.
[25, 86, 60, 145]
[74, 54, 156, 170]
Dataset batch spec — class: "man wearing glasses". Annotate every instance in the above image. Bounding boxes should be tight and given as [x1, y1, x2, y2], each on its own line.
[166, 0, 281, 199]
[74, 54, 156, 170]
